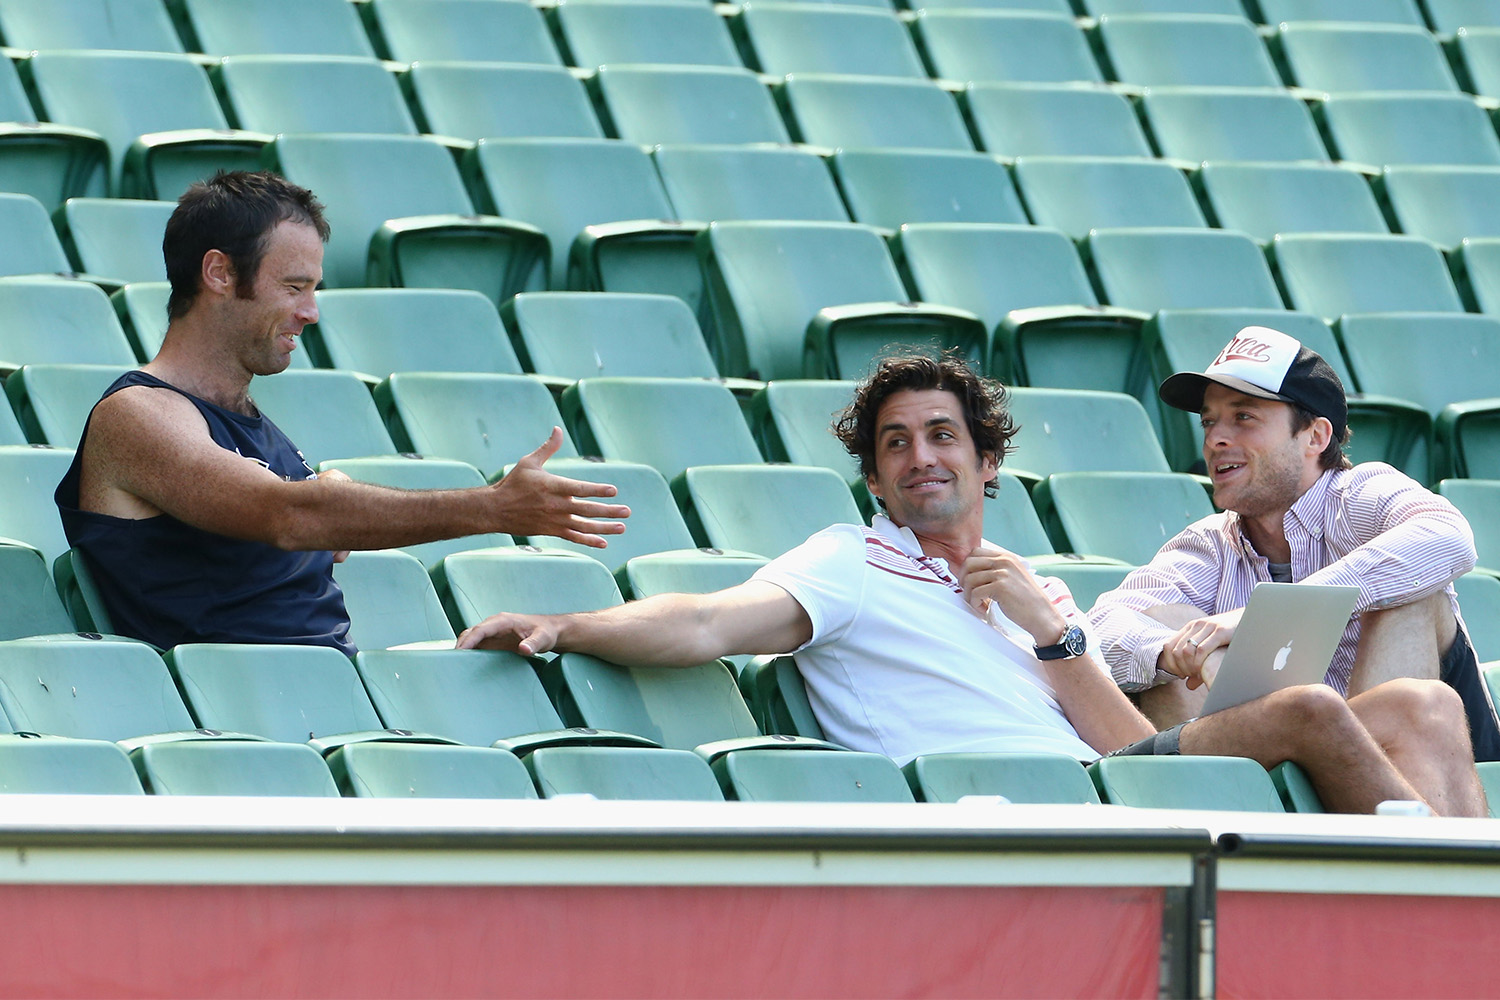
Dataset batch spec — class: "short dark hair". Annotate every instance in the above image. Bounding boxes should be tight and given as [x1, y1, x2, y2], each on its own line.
[1291, 402, 1353, 471]
[833, 352, 1017, 501]
[164, 170, 329, 320]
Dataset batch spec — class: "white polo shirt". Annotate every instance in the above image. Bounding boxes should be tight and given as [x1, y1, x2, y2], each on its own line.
[753, 515, 1102, 765]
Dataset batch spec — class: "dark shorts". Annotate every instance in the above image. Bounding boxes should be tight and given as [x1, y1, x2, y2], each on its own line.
[1102, 722, 1186, 759]
[1441, 626, 1500, 762]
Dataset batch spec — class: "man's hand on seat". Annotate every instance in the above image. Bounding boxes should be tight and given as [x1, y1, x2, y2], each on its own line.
[457, 613, 559, 654]
[487, 428, 631, 547]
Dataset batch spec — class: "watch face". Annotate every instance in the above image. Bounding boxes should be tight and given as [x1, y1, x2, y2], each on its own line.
[1064, 625, 1088, 657]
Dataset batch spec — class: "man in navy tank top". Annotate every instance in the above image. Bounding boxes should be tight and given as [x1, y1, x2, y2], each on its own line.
[56, 171, 628, 654]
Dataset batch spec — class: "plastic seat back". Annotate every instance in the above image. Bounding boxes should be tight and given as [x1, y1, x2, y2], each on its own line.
[904, 752, 1099, 803]
[1095, 13, 1282, 88]
[526, 745, 725, 800]
[1440, 479, 1500, 572]
[112, 281, 175, 362]
[779, 74, 973, 151]
[0, 0, 182, 51]
[831, 150, 1028, 229]
[1455, 573, 1500, 663]
[912, 10, 1103, 84]
[1428, 0, 1500, 32]
[0, 636, 196, 742]
[1086, 228, 1284, 313]
[1012, 156, 1205, 240]
[1278, 23, 1458, 94]
[1379, 166, 1500, 250]
[653, 145, 848, 224]
[591, 65, 791, 146]
[503, 292, 719, 380]
[965, 83, 1152, 159]
[1270, 233, 1463, 320]
[406, 62, 601, 142]
[1140, 86, 1330, 165]
[218, 55, 416, 135]
[0, 279, 138, 369]
[334, 549, 457, 650]
[1195, 162, 1387, 244]
[134, 742, 340, 796]
[247, 369, 397, 465]
[0, 735, 143, 794]
[564, 376, 762, 480]
[715, 748, 914, 802]
[677, 464, 864, 559]
[0, 544, 75, 640]
[1033, 471, 1214, 565]
[370, 0, 564, 64]
[620, 549, 769, 600]
[556, 0, 743, 68]
[55, 198, 175, 285]
[378, 372, 575, 477]
[1318, 93, 1500, 168]
[1256, 0, 1424, 24]
[1090, 755, 1285, 812]
[327, 743, 537, 798]
[433, 548, 623, 630]
[750, 379, 858, 476]
[517, 458, 696, 570]
[310, 288, 522, 379]
[165, 643, 385, 744]
[0, 446, 82, 567]
[4, 364, 131, 448]
[737, 3, 927, 78]
[178, 0, 375, 56]
[0, 193, 76, 278]
[1005, 388, 1169, 477]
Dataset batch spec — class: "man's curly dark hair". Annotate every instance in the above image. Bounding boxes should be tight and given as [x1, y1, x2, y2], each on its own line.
[833, 352, 1018, 501]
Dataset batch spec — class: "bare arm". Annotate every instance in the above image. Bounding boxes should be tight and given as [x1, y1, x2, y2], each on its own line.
[455, 580, 814, 666]
[81, 386, 629, 550]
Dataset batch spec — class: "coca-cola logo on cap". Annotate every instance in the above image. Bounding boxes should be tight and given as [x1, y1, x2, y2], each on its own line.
[1214, 334, 1275, 367]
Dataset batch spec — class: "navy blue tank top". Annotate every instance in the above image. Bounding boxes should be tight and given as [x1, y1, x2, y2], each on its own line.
[55, 371, 355, 654]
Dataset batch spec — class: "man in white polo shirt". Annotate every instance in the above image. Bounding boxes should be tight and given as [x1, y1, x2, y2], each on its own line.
[458, 353, 1487, 815]
[1089, 327, 1500, 762]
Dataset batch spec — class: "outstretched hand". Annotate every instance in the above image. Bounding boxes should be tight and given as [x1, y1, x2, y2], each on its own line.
[456, 613, 558, 654]
[489, 428, 631, 547]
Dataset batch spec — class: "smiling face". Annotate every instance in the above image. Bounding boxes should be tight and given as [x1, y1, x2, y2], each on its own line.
[1200, 383, 1325, 520]
[865, 388, 997, 535]
[222, 220, 322, 376]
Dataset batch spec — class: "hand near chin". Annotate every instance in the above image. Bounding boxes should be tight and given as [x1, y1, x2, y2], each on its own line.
[959, 543, 1065, 645]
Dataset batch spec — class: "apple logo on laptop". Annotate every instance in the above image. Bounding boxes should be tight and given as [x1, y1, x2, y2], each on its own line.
[1273, 640, 1293, 672]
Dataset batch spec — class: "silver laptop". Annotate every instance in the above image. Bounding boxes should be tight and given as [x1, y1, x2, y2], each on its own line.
[1199, 582, 1361, 716]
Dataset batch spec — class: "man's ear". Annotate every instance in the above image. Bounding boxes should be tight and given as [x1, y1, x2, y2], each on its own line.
[1304, 416, 1334, 457]
[980, 450, 999, 483]
[200, 249, 236, 298]
[865, 470, 882, 503]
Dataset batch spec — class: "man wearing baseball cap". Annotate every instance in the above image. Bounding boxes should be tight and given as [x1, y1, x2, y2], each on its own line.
[1090, 325, 1500, 761]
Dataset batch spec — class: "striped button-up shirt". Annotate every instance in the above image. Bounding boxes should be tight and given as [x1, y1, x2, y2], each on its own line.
[1087, 464, 1476, 694]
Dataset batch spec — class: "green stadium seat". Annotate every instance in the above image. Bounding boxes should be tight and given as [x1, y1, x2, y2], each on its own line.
[618, 548, 769, 600]
[1276, 23, 1460, 93]
[1269, 233, 1464, 320]
[1315, 93, 1500, 168]
[0, 0, 183, 51]
[0, 636, 200, 743]
[53, 547, 115, 635]
[1337, 312, 1500, 480]
[1269, 761, 1325, 813]
[327, 743, 538, 798]
[739, 654, 824, 738]
[713, 748, 914, 802]
[1012, 156, 1206, 241]
[1427, 1, 1500, 33]
[4, 364, 131, 448]
[375, 372, 574, 476]
[910, 10, 1104, 84]
[675, 464, 865, 558]
[562, 377, 762, 480]
[501, 292, 721, 381]
[555, 0, 743, 68]
[1479, 760, 1500, 816]
[1193, 162, 1388, 245]
[264, 133, 547, 305]
[53, 198, 174, 286]
[246, 369, 395, 465]
[0, 735, 143, 794]
[698, 220, 988, 380]
[109, 282, 173, 363]
[1455, 573, 1500, 662]
[0, 394, 22, 446]
[1084, 228, 1284, 314]
[0, 279, 138, 370]
[367, 0, 565, 64]
[0, 543, 75, 641]
[964, 83, 1154, 159]
[1090, 755, 1285, 811]
[462, 137, 694, 313]
[589, 65, 792, 146]
[1082, 0, 1243, 13]
[318, 457, 510, 569]
[915, 0, 1071, 9]
[1379, 166, 1500, 250]
[1454, 237, 1500, 315]
[892, 223, 1145, 391]
[217, 55, 416, 135]
[1142, 307, 1428, 474]
[178, 0, 374, 56]
[0, 447, 79, 569]
[356, 647, 658, 752]
[749, 379, 857, 477]
[653, 144, 848, 224]
[903, 752, 1099, 803]
[982, 470, 1061, 557]
[309, 288, 522, 379]
[0, 193, 81, 278]
[402, 62, 604, 142]
[830, 150, 1028, 229]
[1139, 86, 1331, 165]
[735, 3, 926, 77]
[1031, 471, 1215, 565]
[0, 55, 109, 211]
[541, 652, 833, 755]
[779, 74, 974, 151]
[432, 548, 622, 631]
[1422, 482, 1500, 567]
[1034, 562, 1134, 614]
[133, 741, 340, 796]
[334, 549, 458, 650]
[525, 745, 725, 800]
[1455, 28, 1500, 100]
[512, 457, 696, 571]
[1004, 388, 1171, 479]
[165, 642, 441, 749]
[1093, 13, 1283, 88]
[23, 51, 267, 199]
[1257, 0, 1425, 25]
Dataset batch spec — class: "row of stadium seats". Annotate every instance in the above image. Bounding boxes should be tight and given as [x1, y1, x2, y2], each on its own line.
[0, 631, 1460, 812]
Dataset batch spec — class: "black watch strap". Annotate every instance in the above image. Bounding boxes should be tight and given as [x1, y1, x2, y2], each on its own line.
[1035, 624, 1087, 661]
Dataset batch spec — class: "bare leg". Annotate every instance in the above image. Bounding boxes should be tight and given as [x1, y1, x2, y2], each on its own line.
[1348, 679, 1487, 817]
[1347, 592, 1455, 696]
[1136, 604, 1210, 729]
[1180, 684, 1423, 814]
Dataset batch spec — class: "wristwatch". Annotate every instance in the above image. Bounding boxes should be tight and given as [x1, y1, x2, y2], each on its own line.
[1035, 624, 1088, 661]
